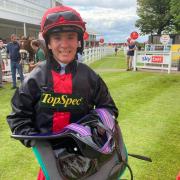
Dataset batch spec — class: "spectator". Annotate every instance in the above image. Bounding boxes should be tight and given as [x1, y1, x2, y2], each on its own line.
[38, 39, 48, 59]
[126, 40, 136, 71]
[19, 36, 29, 65]
[24, 36, 35, 72]
[7, 34, 24, 89]
[115, 46, 118, 56]
[7, 5, 118, 180]
[0, 49, 2, 88]
[29, 40, 46, 70]
[0, 39, 8, 88]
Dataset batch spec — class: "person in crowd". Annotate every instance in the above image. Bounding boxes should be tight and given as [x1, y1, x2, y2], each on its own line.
[7, 34, 24, 89]
[0, 48, 2, 88]
[0, 39, 8, 88]
[29, 39, 46, 70]
[126, 40, 136, 71]
[115, 46, 118, 56]
[0, 39, 7, 59]
[7, 5, 118, 180]
[23, 36, 35, 72]
[19, 36, 29, 70]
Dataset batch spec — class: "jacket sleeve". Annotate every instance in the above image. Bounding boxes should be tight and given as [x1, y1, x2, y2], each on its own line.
[92, 75, 119, 119]
[7, 78, 40, 147]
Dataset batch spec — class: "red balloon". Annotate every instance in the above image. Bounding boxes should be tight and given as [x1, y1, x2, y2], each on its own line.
[130, 31, 139, 40]
[83, 32, 89, 40]
[99, 38, 104, 43]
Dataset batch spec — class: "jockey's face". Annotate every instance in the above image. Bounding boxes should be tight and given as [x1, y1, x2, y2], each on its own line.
[48, 32, 78, 64]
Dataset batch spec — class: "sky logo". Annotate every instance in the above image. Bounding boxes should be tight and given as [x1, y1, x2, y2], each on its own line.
[142, 56, 151, 62]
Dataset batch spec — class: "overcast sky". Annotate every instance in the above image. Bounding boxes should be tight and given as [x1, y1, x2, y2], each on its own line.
[62, 0, 148, 43]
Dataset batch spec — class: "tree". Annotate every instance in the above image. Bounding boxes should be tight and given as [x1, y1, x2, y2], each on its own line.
[170, 0, 180, 33]
[136, 0, 172, 35]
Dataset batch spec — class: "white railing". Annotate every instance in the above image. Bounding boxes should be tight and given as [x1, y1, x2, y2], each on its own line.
[82, 46, 114, 63]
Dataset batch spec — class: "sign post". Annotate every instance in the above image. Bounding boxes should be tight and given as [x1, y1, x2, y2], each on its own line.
[99, 38, 104, 46]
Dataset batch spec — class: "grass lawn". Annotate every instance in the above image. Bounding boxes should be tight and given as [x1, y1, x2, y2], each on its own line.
[0, 51, 180, 179]
[89, 51, 127, 69]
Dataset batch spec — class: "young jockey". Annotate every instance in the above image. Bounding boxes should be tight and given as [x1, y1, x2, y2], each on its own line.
[7, 5, 119, 179]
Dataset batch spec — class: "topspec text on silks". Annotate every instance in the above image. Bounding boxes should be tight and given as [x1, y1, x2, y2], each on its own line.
[40, 93, 83, 108]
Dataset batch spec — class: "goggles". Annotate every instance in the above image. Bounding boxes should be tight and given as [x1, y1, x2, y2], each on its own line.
[43, 11, 82, 29]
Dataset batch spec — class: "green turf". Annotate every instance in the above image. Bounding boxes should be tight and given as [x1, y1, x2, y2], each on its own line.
[0, 83, 39, 180]
[89, 51, 127, 69]
[0, 51, 180, 179]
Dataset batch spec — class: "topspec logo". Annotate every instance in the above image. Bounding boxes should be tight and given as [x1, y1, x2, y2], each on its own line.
[151, 56, 163, 63]
[40, 92, 84, 110]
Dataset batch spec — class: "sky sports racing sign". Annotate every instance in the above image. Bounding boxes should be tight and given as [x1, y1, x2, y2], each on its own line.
[134, 51, 172, 73]
[141, 55, 164, 63]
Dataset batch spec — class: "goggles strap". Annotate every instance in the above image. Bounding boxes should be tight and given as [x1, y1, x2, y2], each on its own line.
[64, 123, 91, 137]
[95, 108, 115, 131]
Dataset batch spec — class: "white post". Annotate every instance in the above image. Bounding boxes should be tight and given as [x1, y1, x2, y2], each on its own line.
[133, 50, 137, 71]
[23, 23, 27, 37]
[92, 47, 95, 61]
[83, 49, 87, 62]
[168, 52, 172, 74]
[82, 46, 114, 64]
[88, 48, 91, 62]
[98, 47, 101, 60]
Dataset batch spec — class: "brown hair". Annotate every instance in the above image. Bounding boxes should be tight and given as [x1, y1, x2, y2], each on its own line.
[31, 40, 40, 47]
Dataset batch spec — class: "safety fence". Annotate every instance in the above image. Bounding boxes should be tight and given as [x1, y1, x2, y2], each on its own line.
[2, 46, 114, 82]
[133, 51, 180, 74]
[82, 46, 114, 63]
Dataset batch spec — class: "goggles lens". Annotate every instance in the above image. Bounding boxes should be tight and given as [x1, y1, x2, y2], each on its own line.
[44, 11, 81, 28]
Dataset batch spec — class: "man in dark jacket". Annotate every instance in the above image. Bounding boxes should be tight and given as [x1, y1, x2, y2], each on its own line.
[7, 34, 24, 89]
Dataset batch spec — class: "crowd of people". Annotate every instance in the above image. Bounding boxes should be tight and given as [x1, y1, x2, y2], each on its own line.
[0, 31, 138, 90]
[0, 34, 46, 89]
[0, 33, 138, 90]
